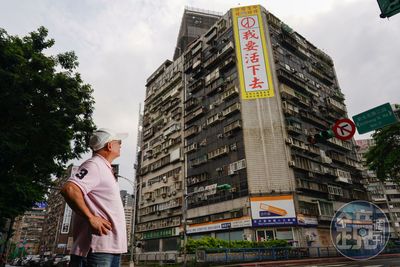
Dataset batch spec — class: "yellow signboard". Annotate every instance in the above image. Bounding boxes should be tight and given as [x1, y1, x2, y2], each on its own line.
[232, 5, 275, 100]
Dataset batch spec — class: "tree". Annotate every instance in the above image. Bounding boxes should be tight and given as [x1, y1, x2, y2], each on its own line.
[365, 122, 400, 182]
[0, 27, 95, 223]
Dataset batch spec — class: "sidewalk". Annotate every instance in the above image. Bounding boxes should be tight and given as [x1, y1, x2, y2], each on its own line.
[219, 252, 400, 266]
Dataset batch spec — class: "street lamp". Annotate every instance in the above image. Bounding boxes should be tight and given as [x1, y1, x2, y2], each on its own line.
[117, 175, 137, 267]
[182, 183, 232, 266]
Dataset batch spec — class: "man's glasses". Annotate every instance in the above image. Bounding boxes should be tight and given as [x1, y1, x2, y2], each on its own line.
[111, 140, 122, 145]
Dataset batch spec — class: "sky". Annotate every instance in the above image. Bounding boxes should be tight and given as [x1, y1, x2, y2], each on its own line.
[1, 0, 399, 193]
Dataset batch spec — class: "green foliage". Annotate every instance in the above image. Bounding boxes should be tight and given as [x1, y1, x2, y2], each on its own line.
[365, 123, 400, 183]
[0, 27, 95, 222]
[184, 237, 289, 253]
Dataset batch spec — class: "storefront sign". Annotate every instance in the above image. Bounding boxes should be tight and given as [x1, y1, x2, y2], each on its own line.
[143, 228, 175, 240]
[250, 195, 297, 226]
[187, 216, 252, 234]
[297, 214, 318, 226]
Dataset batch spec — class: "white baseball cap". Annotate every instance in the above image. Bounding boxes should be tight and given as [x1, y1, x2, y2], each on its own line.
[89, 128, 128, 151]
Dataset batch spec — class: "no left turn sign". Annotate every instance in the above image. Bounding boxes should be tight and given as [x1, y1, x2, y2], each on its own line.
[332, 118, 356, 141]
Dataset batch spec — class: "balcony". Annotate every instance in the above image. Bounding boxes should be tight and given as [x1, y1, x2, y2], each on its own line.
[222, 102, 241, 117]
[276, 69, 308, 93]
[335, 176, 353, 184]
[296, 93, 311, 107]
[222, 85, 239, 101]
[190, 155, 208, 167]
[184, 143, 198, 154]
[335, 169, 352, 184]
[205, 78, 224, 96]
[327, 152, 347, 164]
[188, 78, 204, 94]
[217, 41, 234, 59]
[185, 97, 199, 111]
[313, 48, 334, 67]
[208, 145, 229, 160]
[143, 127, 154, 141]
[184, 125, 199, 139]
[326, 97, 346, 114]
[291, 138, 307, 151]
[327, 137, 352, 151]
[205, 27, 217, 44]
[204, 54, 219, 69]
[331, 90, 345, 101]
[280, 32, 298, 51]
[142, 115, 151, 127]
[171, 107, 182, 120]
[279, 84, 296, 100]
[282, 101, 299, 116]
[300, 111, 329, 128]
[286, 125, 303, 135]
[318, 214, 333, 222]
[219, 55, 235, 71]
[191, 42, 202, 56]
[185, 106, 206, 124]
[308, 65, 334, 86]
[187, 173, 209, 186]
[224, 120, 242, 136]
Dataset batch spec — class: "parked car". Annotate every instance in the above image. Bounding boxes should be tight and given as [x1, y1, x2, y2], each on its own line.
[51, 254, 65, 266]
[21, 255, 34, 266]
[12, 257, 22, 266]
[56, 255, 70, 267]
[28, 255, 41, 267]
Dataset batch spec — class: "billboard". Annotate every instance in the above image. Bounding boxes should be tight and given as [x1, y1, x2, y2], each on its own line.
[250, 195, 297, 226]
[232, 5, 275, 100]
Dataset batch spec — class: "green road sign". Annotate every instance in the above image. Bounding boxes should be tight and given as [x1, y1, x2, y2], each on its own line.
[352, 103, 398, 134]
[377, 0, 400, 18]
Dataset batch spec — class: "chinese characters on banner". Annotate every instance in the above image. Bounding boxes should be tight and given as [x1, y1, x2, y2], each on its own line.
[232, 5, 275, 99]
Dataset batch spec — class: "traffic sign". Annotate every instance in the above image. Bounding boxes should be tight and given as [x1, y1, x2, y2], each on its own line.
[332, 118, 356, 141]
[377, 0, 400, 18]
[352, 103, 397, 134]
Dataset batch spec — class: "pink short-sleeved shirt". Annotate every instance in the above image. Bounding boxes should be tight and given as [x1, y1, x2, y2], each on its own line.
[68, 154, 127, 256]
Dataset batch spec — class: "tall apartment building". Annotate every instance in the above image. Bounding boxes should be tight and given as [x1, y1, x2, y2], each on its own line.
[120, 190, 134, 245]
[357, 139, 400, 238]
[136, 7, 222, 253]
[11, 204, 46, 255]
[136, 5, 366, 252]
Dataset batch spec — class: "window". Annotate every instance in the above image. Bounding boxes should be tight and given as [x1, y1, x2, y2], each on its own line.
[319, 201, 334, 216]
[328, 185, 343, 196]
[228, 159, 246, 175]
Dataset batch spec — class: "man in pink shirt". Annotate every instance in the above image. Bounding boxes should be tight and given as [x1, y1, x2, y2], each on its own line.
[61, 128, 128, 267]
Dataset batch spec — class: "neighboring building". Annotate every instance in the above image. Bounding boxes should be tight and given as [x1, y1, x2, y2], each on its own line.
[173, 7, 222, 60]
[11, 204, 46, 255]
[120, 190, 134, 245]
[40, 165, 77, 255]
[124, 207, 133, 246]
[136, 5, 367, 253]
[356, 139, 400, 238]
[120, 190, 134, 207]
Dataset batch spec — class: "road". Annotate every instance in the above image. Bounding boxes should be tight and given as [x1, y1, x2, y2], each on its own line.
[278, 257, 400, 267]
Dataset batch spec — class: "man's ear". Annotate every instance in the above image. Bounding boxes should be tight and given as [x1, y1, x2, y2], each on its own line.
[105, 142, 112, 151]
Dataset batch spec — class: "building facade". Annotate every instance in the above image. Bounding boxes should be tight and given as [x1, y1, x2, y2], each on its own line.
[11, 204, 46, 255]
[357, 139, 400, 238]
[136, 7, 222, 253]
[136, 5, 367, 252]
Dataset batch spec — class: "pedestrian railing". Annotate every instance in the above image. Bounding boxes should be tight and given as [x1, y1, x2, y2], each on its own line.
[127, 245, 400, 265]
